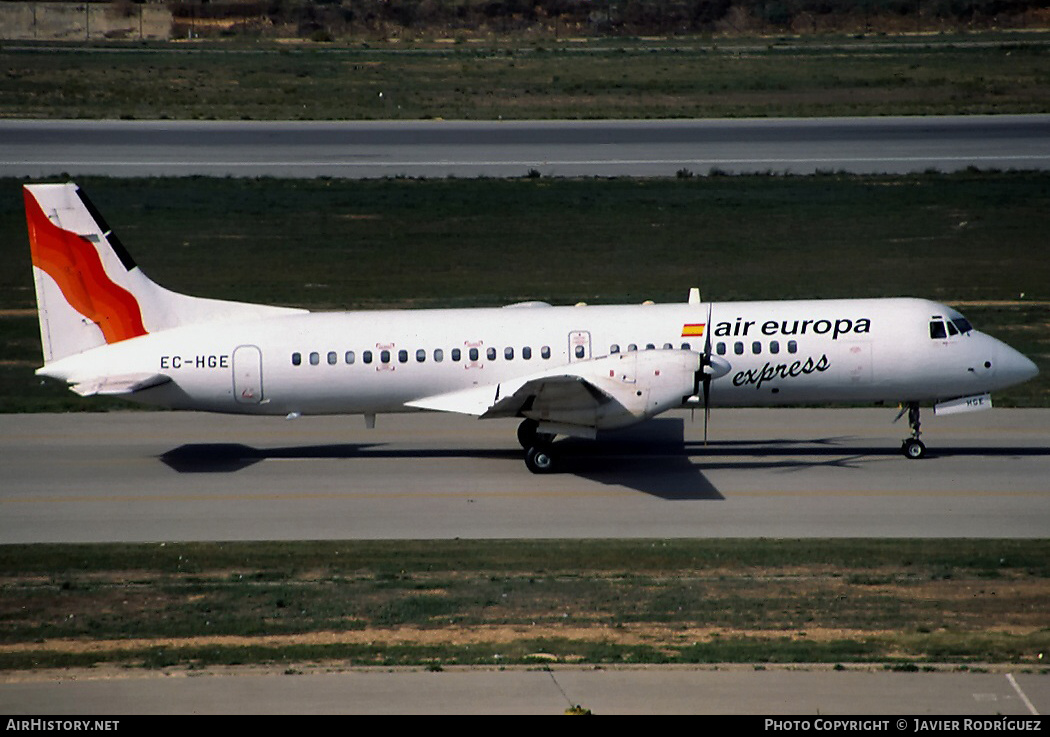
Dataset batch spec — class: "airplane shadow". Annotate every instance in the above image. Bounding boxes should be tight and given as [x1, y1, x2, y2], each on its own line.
[158, 436, 724, 499]
[159, 443, 519, 474]
[157, 418, 1050, 501]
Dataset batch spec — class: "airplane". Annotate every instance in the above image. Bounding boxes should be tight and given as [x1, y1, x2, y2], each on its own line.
[23, 182, 1039, 473]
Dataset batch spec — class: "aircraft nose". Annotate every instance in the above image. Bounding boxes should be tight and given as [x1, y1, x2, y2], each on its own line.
[996, 341, 1039, 387]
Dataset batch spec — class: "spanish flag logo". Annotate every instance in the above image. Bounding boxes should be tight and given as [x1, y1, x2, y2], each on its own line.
[681, 323, 706, 337]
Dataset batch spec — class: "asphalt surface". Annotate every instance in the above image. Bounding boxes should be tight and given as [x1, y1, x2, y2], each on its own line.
[1, 665, 1047, 715]
[2, 115, 1049, 178]
[3, 407, 1047, 714]
[1, 408, 1047, 543]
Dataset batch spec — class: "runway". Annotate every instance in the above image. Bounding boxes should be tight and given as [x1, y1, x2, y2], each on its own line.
[1, 665, 1047, 715]
[2, 115, 1049, 178]
[1, 408, 1046, 543]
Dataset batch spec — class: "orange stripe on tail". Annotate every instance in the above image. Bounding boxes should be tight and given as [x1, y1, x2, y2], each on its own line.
[24, 188, 147, 344]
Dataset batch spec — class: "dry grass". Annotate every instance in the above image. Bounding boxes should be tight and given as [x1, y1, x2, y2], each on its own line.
[1, 540, 1047, 670]
[2, 35, 1048, 120]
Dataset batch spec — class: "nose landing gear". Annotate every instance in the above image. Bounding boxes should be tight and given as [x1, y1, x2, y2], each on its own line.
[900, 402, 927, 459]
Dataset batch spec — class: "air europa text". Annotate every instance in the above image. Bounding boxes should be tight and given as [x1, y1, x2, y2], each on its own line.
[714, 317, 871, 341]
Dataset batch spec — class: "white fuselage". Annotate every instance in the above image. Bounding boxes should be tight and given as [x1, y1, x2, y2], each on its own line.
[38, 297, 1036, 418]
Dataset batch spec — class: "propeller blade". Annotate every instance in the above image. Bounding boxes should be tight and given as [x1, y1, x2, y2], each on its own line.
[703, 302, 713, 445]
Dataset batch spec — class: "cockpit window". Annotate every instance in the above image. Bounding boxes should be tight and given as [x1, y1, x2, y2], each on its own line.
[930, 313, 975, 339]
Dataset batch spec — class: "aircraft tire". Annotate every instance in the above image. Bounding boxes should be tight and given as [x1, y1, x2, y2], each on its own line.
[517, 419, 539, 449]
[902, 438, 926, 460]
[518, 419, 556, 449]
[525, 445, 556, 474]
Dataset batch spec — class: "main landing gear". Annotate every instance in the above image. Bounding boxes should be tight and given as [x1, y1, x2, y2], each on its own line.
[900, 402, 927, 460]
[525, 444, 556, 474]
[519, 419, 558, 474]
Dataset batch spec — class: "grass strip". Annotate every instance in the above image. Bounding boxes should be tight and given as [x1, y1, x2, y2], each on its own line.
[1, 539, 1047, 670]
[2, 35, 1048, 120]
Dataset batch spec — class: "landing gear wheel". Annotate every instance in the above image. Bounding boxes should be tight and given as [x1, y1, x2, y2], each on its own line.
[525, 445, 556, 474]
[516, 419, 554, 449]
[902, 438, 926, 460]
[899, 402, 927, 459]
[517, 419, 539, 449]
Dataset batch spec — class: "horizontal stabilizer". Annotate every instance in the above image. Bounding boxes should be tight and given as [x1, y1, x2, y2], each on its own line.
[69, 373, 172, 397]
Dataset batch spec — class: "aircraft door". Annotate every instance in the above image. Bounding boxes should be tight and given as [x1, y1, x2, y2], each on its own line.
[233, 345, 264, 404]
[568, 331, 591, 362]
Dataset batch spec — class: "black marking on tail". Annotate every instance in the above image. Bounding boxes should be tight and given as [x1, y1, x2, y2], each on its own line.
[75, 187, 137, 271]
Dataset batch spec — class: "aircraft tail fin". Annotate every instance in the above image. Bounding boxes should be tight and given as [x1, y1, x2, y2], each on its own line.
[24, 182, 305, 364]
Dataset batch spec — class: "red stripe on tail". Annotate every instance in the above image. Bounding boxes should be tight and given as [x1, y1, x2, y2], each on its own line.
[24, 188, 147, 344]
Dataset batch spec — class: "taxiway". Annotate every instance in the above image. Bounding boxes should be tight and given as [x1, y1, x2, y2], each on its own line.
[1, 665, 1047, 715]
[1, 408, 1046, 543]
[2, 116, 1048, 178]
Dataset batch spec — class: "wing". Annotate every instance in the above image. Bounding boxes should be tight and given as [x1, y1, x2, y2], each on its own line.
[483, 374, 613, 419]
[405, 349, 701, 434]
[403, 372, 611, 417]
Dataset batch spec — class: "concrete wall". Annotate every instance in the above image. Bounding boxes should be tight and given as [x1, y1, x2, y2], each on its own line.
[0, 2, 172, 41]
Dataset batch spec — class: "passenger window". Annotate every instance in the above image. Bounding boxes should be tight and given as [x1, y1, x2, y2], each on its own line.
[505, 347, 514, 360]
[610, 344, 620, 354]
[487, 347, 496, 361]
[363, 351, 373, 364]
[292, 352, 302, 366]
[345, 351, 355, 365]
[929, 320, 947, 340]
[380, 350, 391, 364]
[770, 341, 780, 355]
[734, 342, 744, 355]
[452, 348, 461, 362]
[681, 343, 691, 350]
[541, 346, 551, 359]
[416, 349, 426, 363]
[523, 346, 532, 360]
[716, 342, 726, 355]
[787, 341, 798, 354]
[327, 351, 337, 365]
[646, 343, 655, 350]
[398, 350, 408, 363]
[434, 349, 444, 362]
[469, 348, 479, 362]
[752, 341, 761, 355]
[309, 352, 320, 366]
[575, 345, 586, 359]
[628, 344, 637, 352]
[663, 343, 673, 350]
